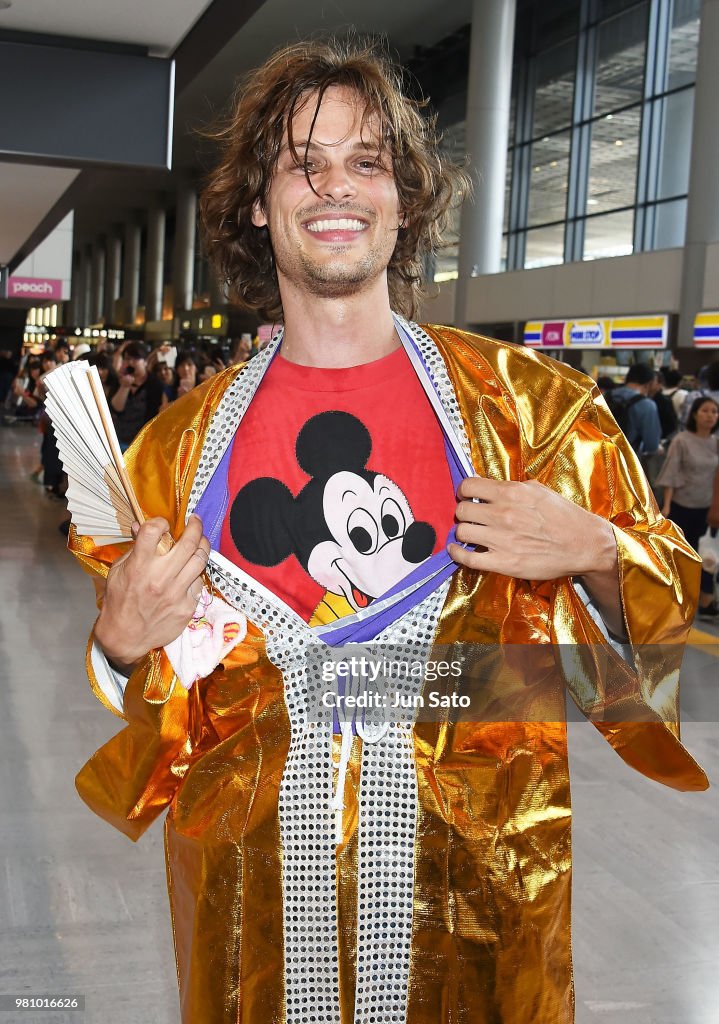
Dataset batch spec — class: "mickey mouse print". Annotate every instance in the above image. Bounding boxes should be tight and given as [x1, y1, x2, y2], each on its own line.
[230, 411, 438, 624]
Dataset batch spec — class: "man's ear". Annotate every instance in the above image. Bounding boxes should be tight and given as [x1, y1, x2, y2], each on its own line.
[251, 198, 268, 228]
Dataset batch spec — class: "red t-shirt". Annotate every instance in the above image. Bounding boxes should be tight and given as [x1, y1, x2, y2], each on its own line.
[219, 347, 456, 624]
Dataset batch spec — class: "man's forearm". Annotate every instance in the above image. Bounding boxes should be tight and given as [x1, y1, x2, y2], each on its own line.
[577, 519, 626, 639]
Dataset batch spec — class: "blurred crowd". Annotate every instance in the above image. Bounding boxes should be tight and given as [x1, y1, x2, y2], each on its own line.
[597, 361, 719, 617]
[0, 333, 260, 534]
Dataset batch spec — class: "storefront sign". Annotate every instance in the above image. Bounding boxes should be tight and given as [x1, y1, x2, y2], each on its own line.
[524, 315, 668, 349]
[608, 316, 668, 347]
[568, 320, 606, 346]
[693, 312, 719, 347]
[6, 276, 63, 300]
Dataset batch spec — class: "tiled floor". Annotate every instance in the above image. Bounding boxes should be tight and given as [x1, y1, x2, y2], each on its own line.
[0, 424, 717, 1024]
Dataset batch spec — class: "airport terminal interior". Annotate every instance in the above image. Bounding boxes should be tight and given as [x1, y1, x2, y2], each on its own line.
[1, 0, 718, 1021]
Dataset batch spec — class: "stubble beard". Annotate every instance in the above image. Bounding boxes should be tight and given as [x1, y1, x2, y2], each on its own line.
[296, 246, 386, 298]
[272, 219, 395, 300]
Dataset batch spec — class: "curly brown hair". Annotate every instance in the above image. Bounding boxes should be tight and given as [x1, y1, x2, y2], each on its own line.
[199, 37, 469, 322]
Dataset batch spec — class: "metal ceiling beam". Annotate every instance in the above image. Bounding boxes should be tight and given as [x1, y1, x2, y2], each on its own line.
[171, 0, 270, 94]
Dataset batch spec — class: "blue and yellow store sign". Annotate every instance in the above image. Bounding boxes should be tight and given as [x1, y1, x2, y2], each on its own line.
[693, 312, 719, 347]
[524, 315, 668, 349]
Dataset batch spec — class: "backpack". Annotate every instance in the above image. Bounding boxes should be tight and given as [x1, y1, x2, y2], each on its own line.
[605, 390, 644, 449]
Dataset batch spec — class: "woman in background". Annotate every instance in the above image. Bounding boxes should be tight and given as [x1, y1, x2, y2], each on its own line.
[9, 358, 43, 420]
[88, 351, 119, 401]
[658, 396, 719, 617]
[174, 353, 198, 399]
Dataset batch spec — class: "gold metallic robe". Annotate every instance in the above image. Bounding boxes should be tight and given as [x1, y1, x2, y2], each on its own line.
[69, 326, 708, 1024]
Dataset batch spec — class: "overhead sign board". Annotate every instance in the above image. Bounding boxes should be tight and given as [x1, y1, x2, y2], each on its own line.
[0, 41, 174, 170]
[524, 315, 668, 349]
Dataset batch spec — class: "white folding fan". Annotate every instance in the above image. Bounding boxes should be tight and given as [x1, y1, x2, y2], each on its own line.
[43, 360, 147, 546]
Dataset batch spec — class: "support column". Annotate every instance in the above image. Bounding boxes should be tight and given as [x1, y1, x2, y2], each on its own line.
[90, 240, 106, 324]
[145, 207, 166, 323]
[81, 243, 93, 326]
[68, 250, 82, 326]
[173, 184, 197, 312]
[678, 0, 719, 347]
[104, 232, 122, 323]
[122, 221, 141, 325]
[453, 0, 517, 329]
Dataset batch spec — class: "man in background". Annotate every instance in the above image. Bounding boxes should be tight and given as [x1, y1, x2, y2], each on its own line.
[606, 363, 662, 454]
[110, 341, 163, 450]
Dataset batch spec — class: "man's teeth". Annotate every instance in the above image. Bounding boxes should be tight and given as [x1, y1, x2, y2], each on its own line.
[306, 219, 366, 232]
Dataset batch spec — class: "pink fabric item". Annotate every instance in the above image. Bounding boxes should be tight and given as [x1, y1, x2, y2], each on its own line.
[164, 588, 247, 689]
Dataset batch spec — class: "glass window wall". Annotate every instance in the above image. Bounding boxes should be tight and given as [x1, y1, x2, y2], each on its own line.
[653, 197, 688, 249]
[435, 0, 699, 280]
[583, 209, 634, 260]
[532, 41, 576, 138]
[525, 222, 565, 268]
[528, 132, 571, 226]
[668, 0, 701, 89]
[593, 4, 649, 115]
[587, 106, 641, 214]
[657, 88, 693, 199]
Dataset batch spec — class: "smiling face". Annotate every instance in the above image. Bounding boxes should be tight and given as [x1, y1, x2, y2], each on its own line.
[306, 471, 434, 612]
[252, 86, 402, 302]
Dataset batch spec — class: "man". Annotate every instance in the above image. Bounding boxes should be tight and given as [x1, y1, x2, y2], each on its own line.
[35, 350, 65, 496]
[605, 363, 662, 454]
[661, 366, 688, 419]
[679, 358, 719, 427]
[110, 340, 164, 449]
[648, 369, 678, 442]
[69, 40, 707, 1024]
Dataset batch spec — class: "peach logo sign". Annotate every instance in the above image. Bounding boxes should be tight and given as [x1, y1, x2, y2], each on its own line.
[7, 276, 63, 300]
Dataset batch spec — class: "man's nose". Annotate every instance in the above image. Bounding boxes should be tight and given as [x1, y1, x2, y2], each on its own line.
[318, 163, 356, 202]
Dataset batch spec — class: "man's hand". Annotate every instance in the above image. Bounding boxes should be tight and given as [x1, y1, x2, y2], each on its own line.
[448, 477, 625, 636]
[94, 515, 210, 673]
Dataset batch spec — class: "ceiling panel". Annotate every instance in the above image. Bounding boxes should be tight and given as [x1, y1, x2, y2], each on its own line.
[181, 0, 472, 116]
[0, 0, 214, 54]
[0, 163, 79, 264]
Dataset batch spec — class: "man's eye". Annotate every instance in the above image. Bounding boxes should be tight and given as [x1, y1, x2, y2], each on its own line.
[297, 160, 319, 175]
